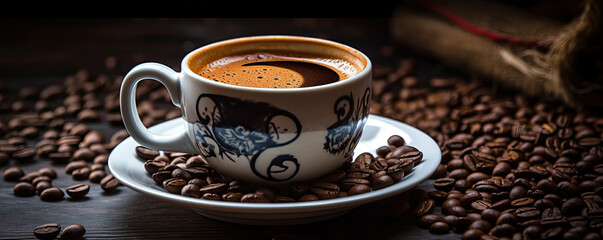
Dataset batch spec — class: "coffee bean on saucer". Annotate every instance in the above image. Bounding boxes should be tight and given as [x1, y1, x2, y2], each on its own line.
[387, 135, 405, 147]
[297, 194, 319, 202]
[163, 178, 187, 194]
[240, 193, 270, 203]
[348, 184, 370, 196]
[135, 146, 159, 160]
[65, 183, 90, 199]
[181, 184, 201, 198]
[310, 182, 340, 200]
[33, 223, 61, 240]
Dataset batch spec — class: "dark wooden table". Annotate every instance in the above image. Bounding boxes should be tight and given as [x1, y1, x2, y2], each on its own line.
[0, 18, 459, 239]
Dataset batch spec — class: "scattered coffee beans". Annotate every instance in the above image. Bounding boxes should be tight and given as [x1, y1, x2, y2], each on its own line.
[369, 59, 603, 239]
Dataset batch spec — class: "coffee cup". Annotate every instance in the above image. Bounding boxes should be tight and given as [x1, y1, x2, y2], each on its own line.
[120, 35, 372, 185]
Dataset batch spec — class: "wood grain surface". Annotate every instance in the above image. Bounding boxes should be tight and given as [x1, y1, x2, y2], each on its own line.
[0, 18, 459, 240]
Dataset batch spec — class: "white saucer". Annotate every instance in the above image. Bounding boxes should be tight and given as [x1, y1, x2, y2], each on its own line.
[108, 114, 441, 225]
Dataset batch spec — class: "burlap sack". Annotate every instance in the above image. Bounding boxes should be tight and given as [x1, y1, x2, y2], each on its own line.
[391, 0, 602, 108]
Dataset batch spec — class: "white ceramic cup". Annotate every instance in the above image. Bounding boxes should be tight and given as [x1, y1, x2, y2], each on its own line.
[120, 35, 372, 185]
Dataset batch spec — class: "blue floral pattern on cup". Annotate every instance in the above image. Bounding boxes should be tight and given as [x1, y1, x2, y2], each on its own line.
[324, 87, 371, 156]
[194, 94, 302, 182]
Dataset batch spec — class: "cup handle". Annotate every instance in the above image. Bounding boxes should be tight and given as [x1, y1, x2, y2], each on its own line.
[119, 62, 197, 154]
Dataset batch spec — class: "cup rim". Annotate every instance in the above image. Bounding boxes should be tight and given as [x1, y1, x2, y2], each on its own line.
[181, 35, 372, 93]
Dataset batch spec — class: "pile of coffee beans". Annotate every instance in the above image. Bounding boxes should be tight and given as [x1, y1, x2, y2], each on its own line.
[138, 134, 423, 203]
[0, 58, 145, 239]
[370, 58, 603, 239]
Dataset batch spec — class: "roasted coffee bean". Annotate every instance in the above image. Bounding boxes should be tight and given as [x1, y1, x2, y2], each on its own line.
[181, 184, 201, 198]
[71, 167, 91, 180]
[171, 168, 193, 181]
[488, 223, 515, 238]
[151, 170, 172, 185]
[60, 224, 85, 240]
[433, 177, 456, 191]
[376, 146, 392, 158]
[89, 170, 106, 183]
[297, 194, 320, 202]
[287, 183, 310, 198]
[470, 200, 492, 211]
[240, 193, 270, 203]
[144, 159, 168, 174]
[372, 174, 395, 190]
[201, 193, 221, 201]
[428, 190, 448, 205]
[32, 176, 51, 186]
[540, 226, 563, 240]
[199, 183, 228, 196]
[472, 180, 499, 193]
[561, 197, 584, 216]
[40, 187, 64, 201]
[461, 229, 484, 240]
[428, 221, 450, 234]
[348, 184, 370, 196]
[480, 209, 500, 225]
[399, 158, 414, 175]
[3, 167, 25, 181]
[449, 205, 467, 217]
[414, 199, 436, 217]
[310, 181, 340, 200]
[162, 178, 187, 194]
[33, 223, 61, 240]
[37, 168, 57, 179]
[461, 190, 483, 207]
[387, 135, 405, 147]
[100, 175, 120, 192]
[347, 168, 373, 180]
[468, 219, 491, 234]
[35, 181, 52, 195]
[65, 160, 88, 174]
[255, 187, 277, 202]
[466, 172, 489, 185]
[515, 207, 541, 221]
[221, 192, 244, 202]
[492, 162, 512, 177]
[340, 178, 371, 191]
[418, 214, 443, 228]
[511, 197, 535, 208]
[135, 146, 160, 159]
[442, 198, 462, 214]
[13, 182, 36, 197]
[65, 183, 90, 199]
